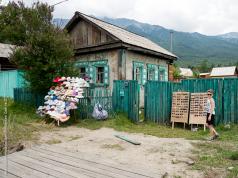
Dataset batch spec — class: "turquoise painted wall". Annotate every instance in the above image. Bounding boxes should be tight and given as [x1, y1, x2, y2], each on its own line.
[0, 70, 25, 98]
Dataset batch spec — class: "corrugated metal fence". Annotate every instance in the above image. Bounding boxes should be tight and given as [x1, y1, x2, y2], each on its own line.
[144, 78, 238, 125]
[0, 70, 24, 98]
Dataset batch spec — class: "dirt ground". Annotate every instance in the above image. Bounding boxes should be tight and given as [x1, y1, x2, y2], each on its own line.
[23, 126, 204, 178]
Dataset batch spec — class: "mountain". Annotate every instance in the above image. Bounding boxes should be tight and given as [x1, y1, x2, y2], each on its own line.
[218, 32, 238, 39]
[53, 18, 69, 28]
[53, 17, 238, 66]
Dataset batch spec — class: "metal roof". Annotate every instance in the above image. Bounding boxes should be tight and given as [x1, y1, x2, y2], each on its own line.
[179, 68, 193, 77]
[67, 12, 177, 59]
[0, 43, 16, 58]
[210, 66, 237, 77]
[199, 72, 210, 75]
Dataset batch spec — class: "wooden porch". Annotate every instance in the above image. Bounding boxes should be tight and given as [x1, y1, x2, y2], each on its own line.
[0, 145, 160, 178]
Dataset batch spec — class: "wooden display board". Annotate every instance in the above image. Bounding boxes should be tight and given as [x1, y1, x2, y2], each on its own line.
[171, 92, 190, 129]
[189, 93, 207, 131]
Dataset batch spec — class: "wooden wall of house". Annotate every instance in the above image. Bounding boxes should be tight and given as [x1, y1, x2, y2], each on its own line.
[69, 19, 115, 49]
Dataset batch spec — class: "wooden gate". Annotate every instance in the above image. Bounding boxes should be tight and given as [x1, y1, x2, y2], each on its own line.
[112, 80, 140, 122]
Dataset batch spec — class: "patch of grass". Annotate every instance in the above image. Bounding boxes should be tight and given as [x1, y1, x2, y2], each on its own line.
[46, 139, 62, 145]
[101, 144, 125, 151]
[0, 98, 55, 155]
[78, 114, 209, 140]
[189, 124, 238, 177]
[229, 152, 238, 160]
[192, 141, 238, 178]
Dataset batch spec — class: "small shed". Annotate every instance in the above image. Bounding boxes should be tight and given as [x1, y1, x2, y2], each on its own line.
[0, 43, 17, 71]
[210, 66, 238, 78]
[179, 68, 193, 78]
[199, 72, 210, 78]
[0, 43, 24, 98]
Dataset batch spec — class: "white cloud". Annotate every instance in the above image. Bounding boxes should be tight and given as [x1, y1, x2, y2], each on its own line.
[1, 0, 238, 35]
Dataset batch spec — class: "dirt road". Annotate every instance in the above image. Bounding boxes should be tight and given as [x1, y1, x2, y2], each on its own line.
[26, 127, 203, 178]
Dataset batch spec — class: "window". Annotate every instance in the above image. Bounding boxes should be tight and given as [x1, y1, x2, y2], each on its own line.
[159, 70, 165, 81]
[135, 67, 141, 82]
[133, 61, 147, 85]
[96, 67, 104, 84]
[79, 67, 86, 78]
[147, 68, 155, 80]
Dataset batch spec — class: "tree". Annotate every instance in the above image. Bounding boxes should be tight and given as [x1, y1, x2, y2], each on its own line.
[0, 1, 74, 93]
[198, 60, 210, 73]
[172, 64, 182, 79]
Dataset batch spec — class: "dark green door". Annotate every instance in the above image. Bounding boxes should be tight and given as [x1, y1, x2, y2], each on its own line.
[113, 80, 140, 122]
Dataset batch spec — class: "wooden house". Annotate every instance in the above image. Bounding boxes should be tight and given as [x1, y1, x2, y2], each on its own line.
[0, 43, 24, 98]
[65, 12, 177, 105]
[0, 43, 17, 71]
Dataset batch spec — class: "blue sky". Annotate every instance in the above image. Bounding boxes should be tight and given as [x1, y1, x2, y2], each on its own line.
[1, 0, 238, 35]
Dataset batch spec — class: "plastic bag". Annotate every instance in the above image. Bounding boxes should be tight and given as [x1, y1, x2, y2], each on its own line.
[92, 103, 108, 120]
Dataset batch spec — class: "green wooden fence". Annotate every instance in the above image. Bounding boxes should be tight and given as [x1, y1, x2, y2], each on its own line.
[144, 78, 238, 125]
[223, 78, 238, 124]
[113, 80, 140, 122]
[13, 87, 113, 119]
[14, 88, 45, 107]
[77, 87, 113, 119]
[0, 70, 25, 98]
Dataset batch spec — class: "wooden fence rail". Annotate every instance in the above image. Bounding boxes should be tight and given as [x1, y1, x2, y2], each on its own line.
[145, 78, 238, 125]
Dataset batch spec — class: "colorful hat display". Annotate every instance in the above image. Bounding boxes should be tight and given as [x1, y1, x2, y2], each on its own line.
[37, 76, 89, 123]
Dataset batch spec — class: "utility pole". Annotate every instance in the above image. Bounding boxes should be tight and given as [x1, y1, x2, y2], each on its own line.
[170, 30, 173, 52]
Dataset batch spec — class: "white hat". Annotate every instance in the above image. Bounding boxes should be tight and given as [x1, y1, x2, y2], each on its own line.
[59, 77, 66, 81]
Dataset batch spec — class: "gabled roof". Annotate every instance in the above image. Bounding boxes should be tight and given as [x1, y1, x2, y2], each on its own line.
[210, 66, 237, 77]
[66, 12, 177, 60]
[0, 43, 16, 58]
[179, 68, 193, 77]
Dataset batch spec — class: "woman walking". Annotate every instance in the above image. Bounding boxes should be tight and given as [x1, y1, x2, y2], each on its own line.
[206, 89, 219, 140]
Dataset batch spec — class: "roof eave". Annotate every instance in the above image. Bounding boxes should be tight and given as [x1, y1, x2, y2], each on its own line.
[122, 42, 177, 60]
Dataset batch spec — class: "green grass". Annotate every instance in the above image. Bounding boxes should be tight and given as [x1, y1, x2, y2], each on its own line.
[189, 124, 238, 178]
[78, 114, 208, 140]
[0, 98, 54, 155]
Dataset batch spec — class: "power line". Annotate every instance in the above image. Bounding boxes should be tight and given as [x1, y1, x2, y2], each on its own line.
[51, 0, 69, 7]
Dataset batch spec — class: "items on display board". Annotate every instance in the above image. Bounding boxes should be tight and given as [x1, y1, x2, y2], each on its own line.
[36, 76, 89, 125]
